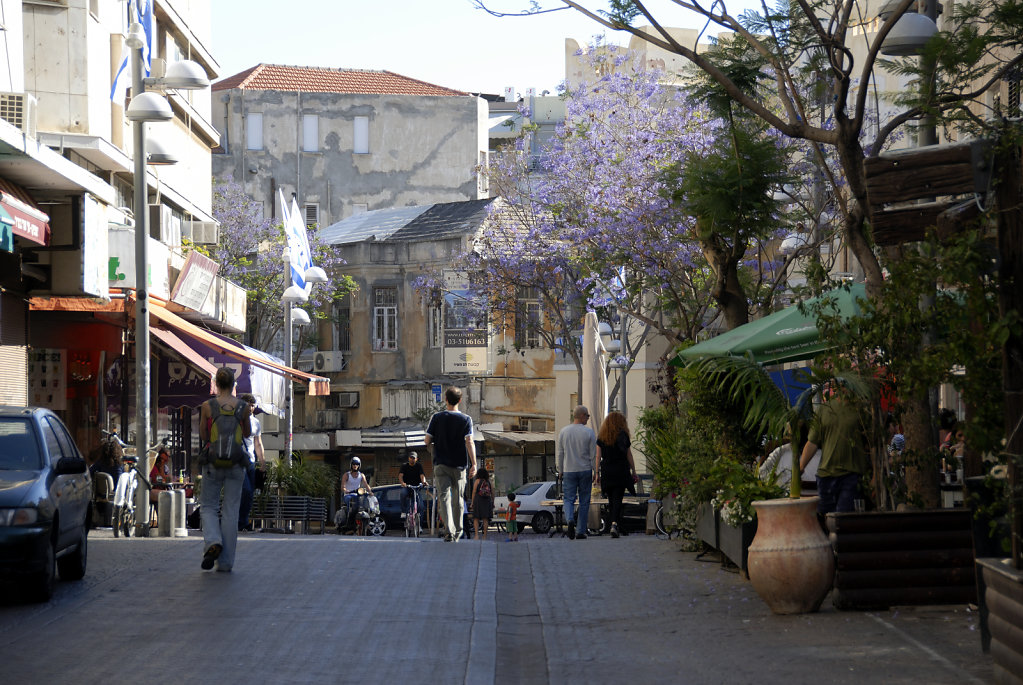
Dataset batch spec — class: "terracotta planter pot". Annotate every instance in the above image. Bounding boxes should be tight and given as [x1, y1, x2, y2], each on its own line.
[748, 497, 834, 614]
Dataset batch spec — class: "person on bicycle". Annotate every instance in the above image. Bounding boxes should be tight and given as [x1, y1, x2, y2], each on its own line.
[340, 456, 370, 531]
[398, 450, 426, 519]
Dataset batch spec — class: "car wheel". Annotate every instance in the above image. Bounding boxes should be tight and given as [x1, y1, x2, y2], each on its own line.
[29, 537, 56, 602]
[532, 511, 554, 535]
[367, 516, 386, 536]
[58, 523, 88, 581]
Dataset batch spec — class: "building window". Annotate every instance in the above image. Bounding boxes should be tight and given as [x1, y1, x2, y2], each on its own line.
[372, 287, 397, 351]
[333, 298, 351, 353]
[304, 203, 319, 227]
[429, 305, 442, 349]
[246, 113, 263, 150]
[353, 116, 369, 154]
[302, 114, 318, 152]
[515, 287, 542, 348]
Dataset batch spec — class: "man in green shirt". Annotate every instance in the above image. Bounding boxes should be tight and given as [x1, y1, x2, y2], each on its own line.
[799, 393, 869, 514]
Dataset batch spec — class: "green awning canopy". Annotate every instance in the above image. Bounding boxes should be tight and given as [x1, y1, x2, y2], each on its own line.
[676, 283, 866, 366]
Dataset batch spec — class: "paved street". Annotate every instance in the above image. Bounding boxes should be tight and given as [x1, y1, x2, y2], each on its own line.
[0, 528, 994, 685]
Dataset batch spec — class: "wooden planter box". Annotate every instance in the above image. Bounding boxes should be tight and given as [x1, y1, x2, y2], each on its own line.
[827, 510, 976, 610]
[976, 558, 1023, 685]
[695, 501, 718, 549]
[694, 501, 756, 574]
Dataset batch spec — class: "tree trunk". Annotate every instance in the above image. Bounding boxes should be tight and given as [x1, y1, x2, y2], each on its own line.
[699, 221, 749, 332]
[902, 391, 940, 509]
[996, 138, 1023, 568]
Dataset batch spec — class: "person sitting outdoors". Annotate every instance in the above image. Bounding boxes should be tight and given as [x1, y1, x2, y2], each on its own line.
[148, 446, 173, 523]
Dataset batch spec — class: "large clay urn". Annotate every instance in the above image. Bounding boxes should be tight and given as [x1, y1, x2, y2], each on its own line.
[747, 496, 834, 614]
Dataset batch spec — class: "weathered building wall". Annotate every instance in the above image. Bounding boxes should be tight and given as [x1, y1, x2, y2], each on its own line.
[213, 88, 485, 223]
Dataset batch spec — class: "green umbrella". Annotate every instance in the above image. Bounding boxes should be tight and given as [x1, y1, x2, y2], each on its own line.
[676, 283, 866, 366]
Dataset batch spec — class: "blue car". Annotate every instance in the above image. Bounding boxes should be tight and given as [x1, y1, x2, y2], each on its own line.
[0, 406, 91, 601]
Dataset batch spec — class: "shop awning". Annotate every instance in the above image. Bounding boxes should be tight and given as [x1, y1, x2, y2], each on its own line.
[149, 304, 330, 396]
[0, 177, 50, 246]
[150, 327, 218, 395]
[482, 430, 557, 447]
[676, 284, 866, 366]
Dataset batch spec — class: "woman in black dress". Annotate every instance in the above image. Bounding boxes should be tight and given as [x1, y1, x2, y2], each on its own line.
[596, 411, 637, 538]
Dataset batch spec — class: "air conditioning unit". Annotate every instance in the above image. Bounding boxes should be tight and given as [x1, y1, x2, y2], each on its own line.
[0, 92, 37, 138]
[149, 204, 181, 247]
[335, 391, 359, 409]
[313, 351, 345, 373]
[316, 409, 345, 429]
[260, 413, 281, 433]
[526, 419, 548, 432]
[183, 220, 219, 245]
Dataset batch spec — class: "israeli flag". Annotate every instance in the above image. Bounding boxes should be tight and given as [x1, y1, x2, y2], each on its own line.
[279, 190, 314, 295]
[110, 0, 155, 102]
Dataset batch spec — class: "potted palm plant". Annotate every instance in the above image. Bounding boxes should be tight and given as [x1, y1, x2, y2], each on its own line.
[693, 355, 872, 613]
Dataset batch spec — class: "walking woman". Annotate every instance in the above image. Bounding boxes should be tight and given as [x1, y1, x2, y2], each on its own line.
[596, 411, 637, 538]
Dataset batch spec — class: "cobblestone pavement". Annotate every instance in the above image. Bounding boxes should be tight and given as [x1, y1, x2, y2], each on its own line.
[0, 528, 994, 684]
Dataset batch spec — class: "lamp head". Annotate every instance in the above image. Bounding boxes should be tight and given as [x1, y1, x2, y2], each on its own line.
[127, 91, 173, 122]
[290, 308, 311, 326]
[160, 60, 210, 90]
[282, 285, 308, 303]
[146, 137, 178, 165]
[303, 266, 328, 284]
[880, 12, 938, 55]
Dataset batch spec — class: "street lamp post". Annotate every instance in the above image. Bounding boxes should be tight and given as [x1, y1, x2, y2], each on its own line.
[124, 22, 208, 534]
[281, 249, 328, 466]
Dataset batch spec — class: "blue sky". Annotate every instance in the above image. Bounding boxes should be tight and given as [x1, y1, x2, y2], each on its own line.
[210, 0, 757, 96]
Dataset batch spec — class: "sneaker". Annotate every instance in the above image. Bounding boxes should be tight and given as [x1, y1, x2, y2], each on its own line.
[611, 524, 620, 539]
[576, 534, 587, 540]
[444, 534, 454, 542]
[567, 523, 576, 540]
[201, 543, 222, 570]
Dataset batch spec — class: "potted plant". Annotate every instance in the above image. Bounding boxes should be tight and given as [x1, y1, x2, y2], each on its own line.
[254, 456, 337, 533]
[639, 364, 779, 571]
[693, 355, 872, 613]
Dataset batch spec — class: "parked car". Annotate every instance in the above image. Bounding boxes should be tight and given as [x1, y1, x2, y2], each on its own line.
[493, 481, 560, 535]
[0, 406, 91, 601]
[371, 484, 428, 533]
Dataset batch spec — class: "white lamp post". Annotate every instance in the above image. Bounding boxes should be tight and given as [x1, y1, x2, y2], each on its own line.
[281, 256, 328, 466]
[125, 21, 208, 534]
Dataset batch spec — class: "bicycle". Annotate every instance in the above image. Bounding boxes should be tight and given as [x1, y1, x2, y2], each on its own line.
[653, 499, 692, 541]
[403, 483, 427, 538]
[108, 431, 166, 538]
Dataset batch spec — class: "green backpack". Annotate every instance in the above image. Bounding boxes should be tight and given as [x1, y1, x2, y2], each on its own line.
[205, 398, 249, 468]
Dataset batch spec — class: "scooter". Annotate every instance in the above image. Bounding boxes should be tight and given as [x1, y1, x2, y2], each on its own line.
[334, 488, 385, 536]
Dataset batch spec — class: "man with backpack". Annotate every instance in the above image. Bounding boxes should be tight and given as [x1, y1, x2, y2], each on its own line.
[197, 367, 251, 572]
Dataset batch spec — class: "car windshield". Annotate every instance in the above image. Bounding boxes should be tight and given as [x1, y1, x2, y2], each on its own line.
[0, 418, 42, 470]
[515, 483, 543, 496]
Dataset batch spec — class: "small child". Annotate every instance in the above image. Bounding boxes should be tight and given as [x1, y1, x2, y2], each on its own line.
[506, 492, 520, 542]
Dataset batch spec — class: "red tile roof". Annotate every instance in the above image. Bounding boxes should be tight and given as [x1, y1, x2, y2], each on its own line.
[213, 64, 467, 96]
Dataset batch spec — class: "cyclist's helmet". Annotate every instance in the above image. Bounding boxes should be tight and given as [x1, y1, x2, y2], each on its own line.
[350, 456, 361, 467]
